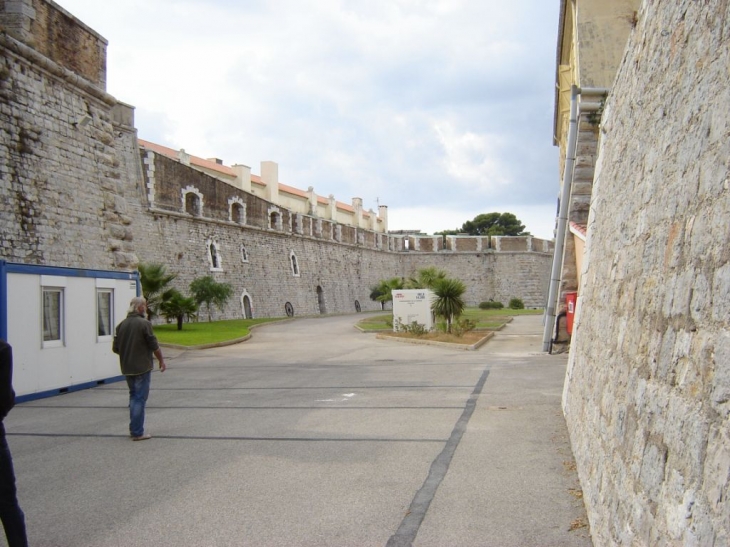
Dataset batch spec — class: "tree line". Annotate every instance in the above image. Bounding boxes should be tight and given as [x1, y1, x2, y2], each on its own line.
[138, 263, 233, 330]
[436, 212, 529, 237]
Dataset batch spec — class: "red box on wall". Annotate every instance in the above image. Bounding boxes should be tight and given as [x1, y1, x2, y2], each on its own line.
[565, 292, 578, 335]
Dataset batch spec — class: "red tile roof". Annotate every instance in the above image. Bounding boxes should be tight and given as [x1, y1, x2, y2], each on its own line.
[137, 138, 379, 222]
[569, 221, 587, 239]
[138, 139, 237, 177]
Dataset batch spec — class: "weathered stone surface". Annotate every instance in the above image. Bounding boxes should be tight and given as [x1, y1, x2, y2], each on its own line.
[564, 1, 730, 544]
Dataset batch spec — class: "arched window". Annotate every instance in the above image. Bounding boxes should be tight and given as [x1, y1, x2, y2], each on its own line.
[210, 243, 219, 268]
[182, 186, 204, 216]
[228, 197, 246, 224]
[290, 251, 300, 277]
[206, 238, 222, 271]
[186, 193, 200, 216]
[268, 206, 282, 231]
[240, 243, 249, 263]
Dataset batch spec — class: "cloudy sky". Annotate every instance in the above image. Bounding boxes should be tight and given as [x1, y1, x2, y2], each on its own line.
[60, 0, 561, 239]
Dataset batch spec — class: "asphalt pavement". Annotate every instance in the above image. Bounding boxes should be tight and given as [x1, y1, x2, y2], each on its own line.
[4, 314, 592, 547]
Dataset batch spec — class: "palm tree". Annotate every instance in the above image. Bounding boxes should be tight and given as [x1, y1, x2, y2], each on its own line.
[138, 263, 177, 320]
[369, 277, 404, 310]
[405, 267, 447, 289]
[431, 278, 466, 333]
[159, 289, 198, 330]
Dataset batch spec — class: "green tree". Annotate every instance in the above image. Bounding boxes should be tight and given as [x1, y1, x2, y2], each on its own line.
[461, 212, 529, 236]
[369, 277, 404, 310]
[405, 267, 447, 290]
[159, 289, 199, 330]
[138, 263, 177, 320]
[190, 276, 234, 321]
[431, 278, 466, 333]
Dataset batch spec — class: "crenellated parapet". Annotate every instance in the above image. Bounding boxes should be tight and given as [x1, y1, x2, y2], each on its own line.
[406, 235, 554, 254]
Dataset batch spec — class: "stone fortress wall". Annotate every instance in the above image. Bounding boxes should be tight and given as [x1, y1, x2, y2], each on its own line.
[0, 0, 132, 272]
[0, 0, 554, 322]
[129, 145, 553, 317]
[564, 0, 730, 544]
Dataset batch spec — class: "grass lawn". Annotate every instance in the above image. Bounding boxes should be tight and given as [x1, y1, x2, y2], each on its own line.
[357, 308, 543, 332]
[154, 318, 284, 346]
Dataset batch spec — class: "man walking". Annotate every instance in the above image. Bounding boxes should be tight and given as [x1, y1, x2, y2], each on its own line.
[113, 297, 166, 441]
[0, 339, 28, 547]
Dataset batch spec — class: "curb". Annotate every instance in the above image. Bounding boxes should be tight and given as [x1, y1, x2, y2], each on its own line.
[375, 331, 494, 351]
[158, 318, 292, 351]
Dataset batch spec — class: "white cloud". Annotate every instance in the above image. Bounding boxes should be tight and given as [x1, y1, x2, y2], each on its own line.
[59, 0, 561, 237]
[434, 121, 509, 190]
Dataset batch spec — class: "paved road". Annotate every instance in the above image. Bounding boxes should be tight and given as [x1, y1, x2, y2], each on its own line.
[5, 314, 592, 547]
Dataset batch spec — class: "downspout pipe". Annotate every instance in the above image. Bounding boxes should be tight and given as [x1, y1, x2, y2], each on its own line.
[542, 86, 607, 352]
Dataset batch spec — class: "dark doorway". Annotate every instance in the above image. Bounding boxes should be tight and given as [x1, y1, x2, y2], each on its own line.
[317, 286, 326, 315]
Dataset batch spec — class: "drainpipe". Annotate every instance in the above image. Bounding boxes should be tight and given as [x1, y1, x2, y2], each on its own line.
[542, 86, 607, 352]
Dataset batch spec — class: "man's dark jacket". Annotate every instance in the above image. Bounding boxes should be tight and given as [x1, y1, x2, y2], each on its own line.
[0, 339, 14, 421]
[113, 311, 160, 376]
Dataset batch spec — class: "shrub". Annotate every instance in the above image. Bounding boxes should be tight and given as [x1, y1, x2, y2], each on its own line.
[508, 298, 525, 309]
[451, 318, 476, 337]
[396, 320, 428, 336]
[479, 300, 504, 309]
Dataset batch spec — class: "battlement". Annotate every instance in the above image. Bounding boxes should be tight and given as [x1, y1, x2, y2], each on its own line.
[406, 234, 554, 254]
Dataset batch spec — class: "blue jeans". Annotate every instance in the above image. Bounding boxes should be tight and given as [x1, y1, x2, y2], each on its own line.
[126, 372, 151, 437]
[0, 424, 27, 547]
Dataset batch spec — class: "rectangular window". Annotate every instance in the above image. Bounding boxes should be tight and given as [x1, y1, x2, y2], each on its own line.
[97, 289, 114, 338]
[42, 287, 64, 345]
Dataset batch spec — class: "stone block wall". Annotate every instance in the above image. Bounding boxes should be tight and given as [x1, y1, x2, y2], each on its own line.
[492, 252, 551, 308]
[129, 212, 406, 319]
[402, 250, 551, 309]
[1, 0, 107, 88]
[0, 29, 134, 270]
[129, 149, 553, 319]
[564, 1, 730, 544]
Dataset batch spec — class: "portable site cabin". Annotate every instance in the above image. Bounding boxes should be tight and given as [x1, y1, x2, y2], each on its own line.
[0, 262, 140, 401]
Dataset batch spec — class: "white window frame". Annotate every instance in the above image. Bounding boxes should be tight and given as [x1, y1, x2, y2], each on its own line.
[207, 238, 223, 271]
[228, 197, 246, 225]
[290, 251, 300, 277]
[182, 185, 204, 217]
[41, 286, 65, 348]
[96, 288, 114, 340]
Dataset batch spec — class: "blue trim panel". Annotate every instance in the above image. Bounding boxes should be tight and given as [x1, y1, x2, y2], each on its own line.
[15, 375, 126, 403]
[3, 262, 138, 280]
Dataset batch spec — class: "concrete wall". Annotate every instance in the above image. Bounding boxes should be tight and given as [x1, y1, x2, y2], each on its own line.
[564, 1, 730, 544]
